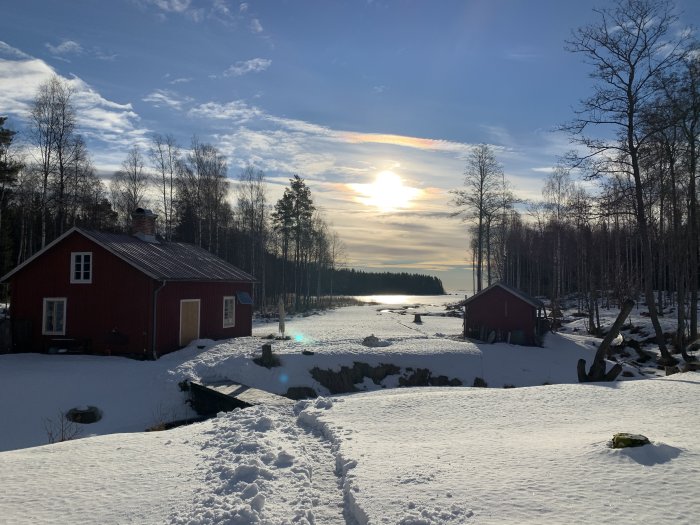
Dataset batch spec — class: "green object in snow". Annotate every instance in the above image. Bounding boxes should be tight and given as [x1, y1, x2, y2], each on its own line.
[611, 432, 650, 449]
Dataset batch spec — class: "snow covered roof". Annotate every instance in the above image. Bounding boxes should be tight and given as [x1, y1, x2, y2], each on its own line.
[463, 281, 545, 309]
[0, 227, 256, 283]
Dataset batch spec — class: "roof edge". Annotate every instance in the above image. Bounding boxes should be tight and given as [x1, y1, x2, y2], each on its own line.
[463, 281, 544, 309]
[1, 227, 257, 284]
[77, 229, 160, 281]
[0, 227, 82, 283]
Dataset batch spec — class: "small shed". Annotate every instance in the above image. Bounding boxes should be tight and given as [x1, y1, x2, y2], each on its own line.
[0, 209, 256, 358]
[463, 282, 547, 346]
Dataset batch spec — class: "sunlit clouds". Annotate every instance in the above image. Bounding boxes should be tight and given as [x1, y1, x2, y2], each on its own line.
[349, 171, 423, 212]
[342, 132, 472, 154]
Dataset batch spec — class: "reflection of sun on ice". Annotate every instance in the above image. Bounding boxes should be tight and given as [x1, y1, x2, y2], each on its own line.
[350, 170, 422, 212]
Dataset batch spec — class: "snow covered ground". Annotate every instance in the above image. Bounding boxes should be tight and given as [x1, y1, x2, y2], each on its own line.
[1, 295, 698, 523]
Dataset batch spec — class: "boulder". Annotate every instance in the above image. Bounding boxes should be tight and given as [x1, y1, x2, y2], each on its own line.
[66, 406, 102, 424]
[611, 432, 650, 449]
[362, 335, 380, 347]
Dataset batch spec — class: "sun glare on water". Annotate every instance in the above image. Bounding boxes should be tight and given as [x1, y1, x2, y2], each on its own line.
[351, 171, 422, 212]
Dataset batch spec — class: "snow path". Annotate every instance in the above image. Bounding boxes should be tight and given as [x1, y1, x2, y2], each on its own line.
[170, 405, 346, 525]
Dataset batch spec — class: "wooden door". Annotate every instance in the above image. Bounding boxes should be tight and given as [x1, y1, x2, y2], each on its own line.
[179, 299, 200, 346]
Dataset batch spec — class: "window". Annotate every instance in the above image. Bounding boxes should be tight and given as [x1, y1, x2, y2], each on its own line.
[71, 252, 92, 283]
[43, 298, 66, 335]
[223, 296, 235, 328]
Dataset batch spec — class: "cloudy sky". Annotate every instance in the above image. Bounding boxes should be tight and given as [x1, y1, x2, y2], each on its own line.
[1, 0, 698, 291]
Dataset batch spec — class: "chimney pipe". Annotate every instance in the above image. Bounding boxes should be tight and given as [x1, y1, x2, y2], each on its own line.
[131, 208, 158, 243]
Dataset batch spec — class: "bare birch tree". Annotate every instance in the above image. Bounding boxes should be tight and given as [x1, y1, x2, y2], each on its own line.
[236, 166, 268, 306]
[177, 137, 229, 251]
[111, 145, 149, 229]
[451, 144, 503, 292]
[29, 75, 76, 246]
[542, 166, 574, 302]
[149, 134, 179, 241]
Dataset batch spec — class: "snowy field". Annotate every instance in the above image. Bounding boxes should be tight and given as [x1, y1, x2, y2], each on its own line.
[1, 295, 698, 523]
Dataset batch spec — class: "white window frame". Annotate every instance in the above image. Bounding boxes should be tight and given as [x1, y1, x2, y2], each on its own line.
[43, 297, 67, 335]
[223, 296, 236, 328]
[70, 252, 92, 283]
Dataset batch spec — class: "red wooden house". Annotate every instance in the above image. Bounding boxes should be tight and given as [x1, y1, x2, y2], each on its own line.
[0, 209, 255, 358]
[463, 282, 547, 346]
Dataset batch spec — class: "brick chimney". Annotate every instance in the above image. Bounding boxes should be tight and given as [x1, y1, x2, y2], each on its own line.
[131, 208, 158, 243]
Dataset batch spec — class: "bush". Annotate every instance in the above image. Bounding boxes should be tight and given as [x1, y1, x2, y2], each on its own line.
[44, 412, 82, 444]
[473, 377, 487, 388]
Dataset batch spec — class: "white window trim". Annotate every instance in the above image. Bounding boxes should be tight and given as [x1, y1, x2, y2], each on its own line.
[42, 297, 67, 336]
[70, 252, 93, 284]
[223, 296, 236, 328]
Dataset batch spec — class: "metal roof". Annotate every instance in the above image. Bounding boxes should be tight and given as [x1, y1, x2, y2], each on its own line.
[82, 229, 255, 282]
[463, 281, 545, 309]
[0, 227, 255, 283]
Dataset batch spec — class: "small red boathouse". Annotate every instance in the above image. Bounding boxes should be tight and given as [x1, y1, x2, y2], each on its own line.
[463, 282, 547, 346]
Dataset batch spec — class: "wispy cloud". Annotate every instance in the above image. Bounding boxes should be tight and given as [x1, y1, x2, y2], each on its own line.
[142, 89, 193, 110]
[144, 0, 192, 13]
[188, 100, 263, 122]
[239, 2, 248, 13]
[169, 77, 192, 84]
[45, 39, 116, 62]
[250, 18, 263, 33]
[212, 0, 231, 17]
[139, 0, 236, 24]
[0, 41, 31, 60]
[0, 57, 56, 116]
[0, 45, 147, 149]
[70, 77, 144, 144]
[504, 46, 540, 61]
[45, 39, 83, 56]
[222, 58, 271, 77]
[188, 96, 475, 157]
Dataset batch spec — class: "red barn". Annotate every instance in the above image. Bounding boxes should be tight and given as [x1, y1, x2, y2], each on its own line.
[0, 209, 255, 358]
[463, 282, 547, 346]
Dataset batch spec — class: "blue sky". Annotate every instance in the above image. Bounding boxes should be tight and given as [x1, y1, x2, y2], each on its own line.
[1, 0, 698, 291]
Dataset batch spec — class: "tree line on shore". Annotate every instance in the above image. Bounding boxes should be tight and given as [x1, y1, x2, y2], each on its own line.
[330, 269, 444, 296]
[451, 0, 699, 363]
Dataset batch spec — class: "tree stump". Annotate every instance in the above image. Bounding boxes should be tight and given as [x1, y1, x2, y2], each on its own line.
[254, 343, 280, 368]
[262, 344, 273, 364]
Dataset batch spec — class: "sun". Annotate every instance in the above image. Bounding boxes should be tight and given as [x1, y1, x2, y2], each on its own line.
[352, 171, 421, 212]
